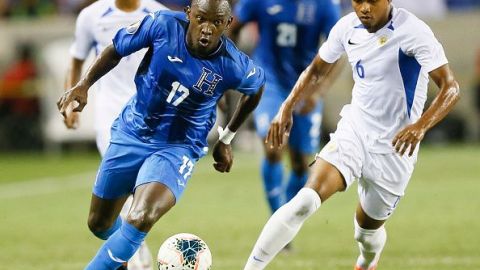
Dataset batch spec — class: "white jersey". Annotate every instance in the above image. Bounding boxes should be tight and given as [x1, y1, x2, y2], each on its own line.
[70, 0, 167, 135]
[319, 6, 448, 153]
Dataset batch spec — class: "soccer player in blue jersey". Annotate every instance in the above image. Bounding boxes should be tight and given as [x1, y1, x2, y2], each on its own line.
[57, 0, 265, 269]
[230, 0, 341, 217]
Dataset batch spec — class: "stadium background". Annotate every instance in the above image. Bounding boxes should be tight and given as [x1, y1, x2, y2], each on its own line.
[0, 0, 479, 269]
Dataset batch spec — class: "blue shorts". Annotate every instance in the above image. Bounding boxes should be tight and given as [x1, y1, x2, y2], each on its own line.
[253, 82, 323, 154]
[93, 124, 199, 202]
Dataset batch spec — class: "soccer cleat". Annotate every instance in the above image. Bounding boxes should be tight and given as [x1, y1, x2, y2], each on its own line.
[354, 265, 377, 270]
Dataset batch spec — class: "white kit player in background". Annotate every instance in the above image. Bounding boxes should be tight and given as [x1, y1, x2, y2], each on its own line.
[64, 0, 167, 269]
[243, 0, 460, 270]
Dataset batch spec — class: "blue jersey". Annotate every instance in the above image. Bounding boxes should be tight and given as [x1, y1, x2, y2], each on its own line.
[112, 10, 265, 157]
[234, 0, 340, 91]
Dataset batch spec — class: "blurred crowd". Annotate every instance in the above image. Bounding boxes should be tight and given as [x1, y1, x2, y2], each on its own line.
[0, 0, 192, 17]
[0, 0, 478, 18]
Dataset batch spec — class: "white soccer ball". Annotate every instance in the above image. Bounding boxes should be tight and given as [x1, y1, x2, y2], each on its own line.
[157, 233, 212, 270]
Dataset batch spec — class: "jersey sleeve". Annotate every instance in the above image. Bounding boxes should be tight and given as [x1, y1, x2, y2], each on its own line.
[112, 11, 164, 57]
[236, 59, 265, 95]
[234, 0, 258, 23]
[69, 8, 94, 60]
[400, 20, 448, 73]
[319, 0, 341, 38]
[318, 19, 345, 63]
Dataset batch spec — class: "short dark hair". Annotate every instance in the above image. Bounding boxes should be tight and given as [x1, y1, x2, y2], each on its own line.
[190, 0, 232, 14]
[190, 0, 232, 7]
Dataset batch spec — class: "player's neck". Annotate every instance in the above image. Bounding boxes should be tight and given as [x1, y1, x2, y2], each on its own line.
[115, 0, 141, 12]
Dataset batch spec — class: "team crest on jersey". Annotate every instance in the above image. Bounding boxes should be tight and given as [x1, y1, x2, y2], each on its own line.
[379, 36, 388, 46]
[126, 20, 141, 34]
[193, 67, 223, 96]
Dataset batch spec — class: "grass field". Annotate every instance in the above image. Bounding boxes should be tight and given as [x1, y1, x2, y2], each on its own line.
[0, 145, 479, 270]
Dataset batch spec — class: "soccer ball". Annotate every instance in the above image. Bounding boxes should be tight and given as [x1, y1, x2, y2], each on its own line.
[157, 233, 212, 270]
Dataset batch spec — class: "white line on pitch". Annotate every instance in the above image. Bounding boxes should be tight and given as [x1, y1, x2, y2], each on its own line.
[0, 172, 95, 199]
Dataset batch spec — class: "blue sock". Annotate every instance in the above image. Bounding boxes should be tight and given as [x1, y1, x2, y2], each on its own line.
[85, 222, 147, 270]
[261, 158, 283, 213]
[93, 216, 122, 240]
[286, 172, 308, 202]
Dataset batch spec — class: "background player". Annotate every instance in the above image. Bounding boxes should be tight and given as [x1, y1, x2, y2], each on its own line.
[229, 0, 341, 218]
[64, 1, 167, 269]
[243, 0, 460, 269]
[57, 0, 265, 269]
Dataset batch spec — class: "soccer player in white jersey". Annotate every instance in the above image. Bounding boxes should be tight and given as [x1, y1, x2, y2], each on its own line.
[243, 0, 460, 269]
[64, 1, 167, 269]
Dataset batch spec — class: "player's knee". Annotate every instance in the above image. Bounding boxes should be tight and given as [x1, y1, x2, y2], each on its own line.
[283, 188, 321, 224]
[87, 214, 116, 237]
[127, 209, 157, 232]
[127, 203, 172, 232]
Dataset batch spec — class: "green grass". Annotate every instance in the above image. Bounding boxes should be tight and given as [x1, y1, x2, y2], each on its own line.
[0, 145, 479, 270]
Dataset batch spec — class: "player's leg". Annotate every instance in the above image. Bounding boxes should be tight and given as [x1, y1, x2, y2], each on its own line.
[88, 124, 125, 239]
[286, 104, 323, 202]
[85, 146, 198, 270]
[86, 183, 175, 270]
[285, 150, 309, 201]
[253, 90, 285, 213]
[353, 204, 387, 270]
[88, 143, 142, 240]
[120, 196, 154, 270]
[353, 152, 414, 270]
[88, 194, 129, 240]
[97, 122, 154, 270]
[244, 159, 346, 270]
[244, 116, 363, 270]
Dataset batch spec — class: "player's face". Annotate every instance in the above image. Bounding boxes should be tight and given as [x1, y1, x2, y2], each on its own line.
[185, 0, 233, 57]
[352, 0, 391, 32]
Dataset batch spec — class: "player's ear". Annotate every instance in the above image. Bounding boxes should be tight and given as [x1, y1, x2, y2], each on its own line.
[184, 6, 191, 19]
[226, 16, 233, 28]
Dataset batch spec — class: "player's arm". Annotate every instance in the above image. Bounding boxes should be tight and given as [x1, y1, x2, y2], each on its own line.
[226, 86, 264, 132]
[393, 64, 460, 156]
[58, 12, 160, 117]
[296, 58, 344, 115]
[267, 55, 335, 148]
[57, 45, 123, 117]
[295, 0, 342, 114]
[212, 86, 264, 173]
[63, 58, 85, 129]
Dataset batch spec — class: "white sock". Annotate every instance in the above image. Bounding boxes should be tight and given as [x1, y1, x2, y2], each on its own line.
[354, 218, 387, 270]
[244, 188, 321, 270]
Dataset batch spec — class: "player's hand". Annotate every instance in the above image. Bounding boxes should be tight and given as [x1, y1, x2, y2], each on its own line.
[63, 103, 80, 129]
[212, 141, 233, 173]
[392, 122, 426, 156]
[57, 84, 88, 119]
[266, 103, 293, 149]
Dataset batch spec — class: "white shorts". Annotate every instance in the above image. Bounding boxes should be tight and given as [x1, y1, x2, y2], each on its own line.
[318, 116, 417, 220]
[96, 127, 112, 157]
